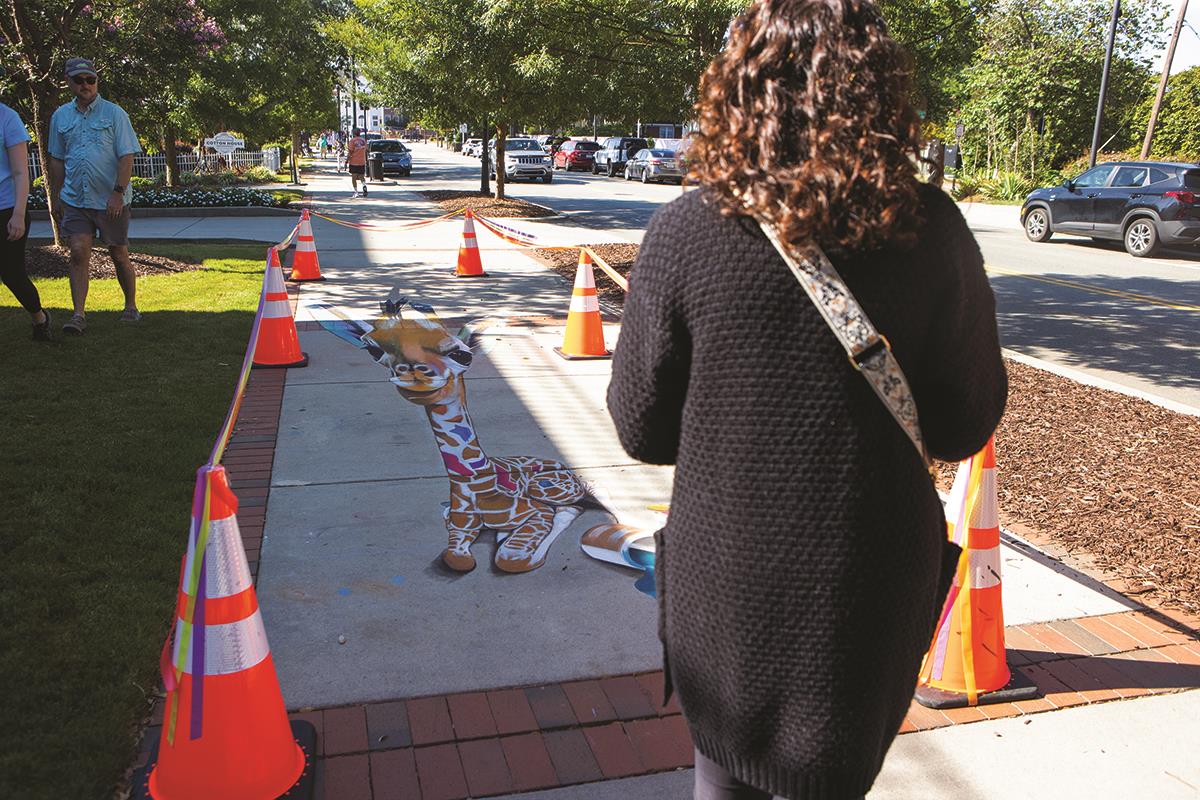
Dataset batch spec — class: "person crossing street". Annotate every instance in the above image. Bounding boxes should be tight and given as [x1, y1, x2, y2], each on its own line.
[346, 128, 368, 196]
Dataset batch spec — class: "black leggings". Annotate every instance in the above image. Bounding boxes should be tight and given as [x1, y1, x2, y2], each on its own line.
[0, 207, 41, 314]
[694, 749, 865, 800]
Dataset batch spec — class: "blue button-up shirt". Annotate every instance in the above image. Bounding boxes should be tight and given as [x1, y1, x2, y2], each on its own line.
[48, 95, 141, 210]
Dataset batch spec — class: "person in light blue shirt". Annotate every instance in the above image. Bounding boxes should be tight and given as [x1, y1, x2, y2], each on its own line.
[47, 57, 142, 335]
[0, 102, 51, 340]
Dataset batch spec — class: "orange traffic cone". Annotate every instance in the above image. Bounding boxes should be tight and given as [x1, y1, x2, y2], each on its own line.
[915, 437, 1038, 708]
[554, 249, 611, 360]
[139, 466, 315, 800]
[253, 248, 309, 369]
[289, 209, 325, 281]
[455, 209, 487, 277]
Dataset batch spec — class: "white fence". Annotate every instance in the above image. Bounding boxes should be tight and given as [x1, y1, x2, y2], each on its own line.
[28, 148, 282, 181]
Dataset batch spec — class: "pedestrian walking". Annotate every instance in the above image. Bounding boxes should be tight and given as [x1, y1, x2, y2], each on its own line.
[346, 127, 368, 196]
[0, 102, 51, 341]
[607, 2, 1007, 798]
[318, 132, 329, 160]
[47, 57, 142, 335]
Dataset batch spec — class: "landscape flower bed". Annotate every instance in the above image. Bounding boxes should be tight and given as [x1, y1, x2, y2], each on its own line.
[28, 186, 292, 209]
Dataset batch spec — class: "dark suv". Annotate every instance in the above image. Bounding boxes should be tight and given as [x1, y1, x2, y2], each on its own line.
[1021, 161, 1200, 257]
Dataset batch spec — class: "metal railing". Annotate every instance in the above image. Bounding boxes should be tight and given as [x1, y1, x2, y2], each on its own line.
[28, 148, 282, 181]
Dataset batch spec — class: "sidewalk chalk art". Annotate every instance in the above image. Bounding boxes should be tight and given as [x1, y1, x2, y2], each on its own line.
[315, 290, 590, 574]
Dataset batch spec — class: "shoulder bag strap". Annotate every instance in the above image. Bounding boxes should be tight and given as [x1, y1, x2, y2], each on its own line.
[756, 219, 933, 473]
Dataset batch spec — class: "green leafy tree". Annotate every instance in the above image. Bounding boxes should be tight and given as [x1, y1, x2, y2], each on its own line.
[880, 0, 994, 121]
[1, 0, 227, 234]
[1131, 65, 1200, 160]
[345, 0, 742, 197]
[952, 0, 1165, 179]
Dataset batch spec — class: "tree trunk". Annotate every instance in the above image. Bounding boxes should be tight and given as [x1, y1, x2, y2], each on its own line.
[479, 119, 490, 196]
[494, 122, 508, 200]
[290, 128, 300, 185]
[164, 124, 179, 187]
[28, 86, 62, 246]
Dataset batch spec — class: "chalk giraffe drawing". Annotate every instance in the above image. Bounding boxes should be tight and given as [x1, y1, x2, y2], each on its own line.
[317, 291, 588, 573]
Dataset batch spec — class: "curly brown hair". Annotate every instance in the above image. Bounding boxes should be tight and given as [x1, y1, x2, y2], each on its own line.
[688, 0, 924, 253]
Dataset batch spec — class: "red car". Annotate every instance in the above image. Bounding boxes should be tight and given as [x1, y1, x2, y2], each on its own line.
[553, 140, 601, 171]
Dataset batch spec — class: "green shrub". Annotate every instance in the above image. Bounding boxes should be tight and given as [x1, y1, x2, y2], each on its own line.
[980, 172, 1034, 202]
[240, 165, 278, 183]
[951, 177, 982, 201]
[27, 186, 290, 209]
[131, 176, 155, 190]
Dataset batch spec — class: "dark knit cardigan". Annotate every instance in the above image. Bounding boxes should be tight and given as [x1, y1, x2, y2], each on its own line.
[607, 185, 1006, 800]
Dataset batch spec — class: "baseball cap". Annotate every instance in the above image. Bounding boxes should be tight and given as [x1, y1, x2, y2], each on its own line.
[65, 58, 98, 78]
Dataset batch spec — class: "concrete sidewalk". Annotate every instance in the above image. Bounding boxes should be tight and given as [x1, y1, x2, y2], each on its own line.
[204, 162, 1199, 799]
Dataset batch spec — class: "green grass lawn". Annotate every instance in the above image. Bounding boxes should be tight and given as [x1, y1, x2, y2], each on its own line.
[0, 242, 266, 799]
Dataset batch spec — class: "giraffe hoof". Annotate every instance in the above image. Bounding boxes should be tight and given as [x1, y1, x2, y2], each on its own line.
[443, 549, 477, 572]
[494, 553, 543, 573]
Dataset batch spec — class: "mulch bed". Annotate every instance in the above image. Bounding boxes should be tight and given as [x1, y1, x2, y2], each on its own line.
[24, 244, 204, 279]
[965, 362, 1200, 613]
[418, 190, 556, 218]
[529, 243, 640, 305]
[534, 241, 1200, 613]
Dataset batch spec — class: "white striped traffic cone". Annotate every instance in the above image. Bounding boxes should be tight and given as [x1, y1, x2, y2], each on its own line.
[455, 209, 487, 277]
[253, 248, 308, 369]
[916, 437, 1038, 708]
[289, 210, 324, 281]
[145, 466, 315, 800]
[555, 249, 610, 359]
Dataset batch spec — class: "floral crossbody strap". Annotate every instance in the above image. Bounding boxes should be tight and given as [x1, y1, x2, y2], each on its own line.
[757, 219, 933, 473]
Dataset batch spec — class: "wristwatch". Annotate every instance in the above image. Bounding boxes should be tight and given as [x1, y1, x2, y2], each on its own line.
[113, 184, 126, 193]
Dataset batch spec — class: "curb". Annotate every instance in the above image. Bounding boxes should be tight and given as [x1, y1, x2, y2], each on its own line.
[30, 206, 299, 220]
[1002, 348, 1200, 417]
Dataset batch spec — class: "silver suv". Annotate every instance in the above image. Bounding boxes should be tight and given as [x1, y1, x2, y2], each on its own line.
[489, 138, 553, 183]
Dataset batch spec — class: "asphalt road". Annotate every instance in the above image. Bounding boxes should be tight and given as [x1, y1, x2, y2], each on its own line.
[423, 144, 1200, 410]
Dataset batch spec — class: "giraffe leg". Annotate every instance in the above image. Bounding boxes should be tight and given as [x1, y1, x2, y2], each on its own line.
[443, 511, 484, 572]
[494, 505, 582, 573]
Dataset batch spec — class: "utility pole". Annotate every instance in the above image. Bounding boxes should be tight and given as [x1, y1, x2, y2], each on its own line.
[350, 55, 358, 133]
[1142, 0, 1189, 158]
[1089, 0, 1121, 168]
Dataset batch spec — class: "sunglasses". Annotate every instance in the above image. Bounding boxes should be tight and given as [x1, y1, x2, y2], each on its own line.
[71, 75, 97, 86]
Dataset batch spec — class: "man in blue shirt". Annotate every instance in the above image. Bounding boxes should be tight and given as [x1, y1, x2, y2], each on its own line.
[47, 58, 142, 335]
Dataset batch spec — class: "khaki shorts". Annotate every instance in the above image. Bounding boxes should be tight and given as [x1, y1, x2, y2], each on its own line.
[61, 203, 131, 247]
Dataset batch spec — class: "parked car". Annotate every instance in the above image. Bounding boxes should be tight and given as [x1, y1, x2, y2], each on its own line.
[489, 137, 553, 183]
[553, 140, 601, 171]
[624, 148, 682, 184]
[367, 139, 412, 176]
[463, 138, 482, 157]
[543, 135, 570, 154]
[593, 136, 648, 177]
[1021, 161, 1200, 257]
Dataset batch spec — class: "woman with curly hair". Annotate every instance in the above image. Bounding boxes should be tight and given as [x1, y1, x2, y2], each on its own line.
[607, 1, 1006, 798]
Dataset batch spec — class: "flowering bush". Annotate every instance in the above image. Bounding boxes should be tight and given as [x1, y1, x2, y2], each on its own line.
[27, 187, 291, 209]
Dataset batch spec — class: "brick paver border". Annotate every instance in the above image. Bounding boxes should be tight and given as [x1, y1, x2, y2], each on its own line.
[130, 271, 1200, 800]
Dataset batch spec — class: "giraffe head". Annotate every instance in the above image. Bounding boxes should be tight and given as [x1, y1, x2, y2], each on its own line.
[361, 291, 473, 407]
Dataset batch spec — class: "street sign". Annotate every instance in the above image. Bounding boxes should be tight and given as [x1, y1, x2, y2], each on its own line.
[203, 132, 245, 155]
[459, 123, 468, 134]
[955, 122, 965, 140]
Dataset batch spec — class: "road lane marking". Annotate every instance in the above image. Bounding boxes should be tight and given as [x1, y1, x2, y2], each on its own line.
[985, 264, 1200, 312]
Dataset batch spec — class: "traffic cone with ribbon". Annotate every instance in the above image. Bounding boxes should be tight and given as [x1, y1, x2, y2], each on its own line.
[555, 249, 610, 360]
[289, 209, 325, 281]
[915, 437, 1039, 708]
[253, 248, 309, 369]
[138, 466, 315, 800]
[455, 209, 487, 277]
